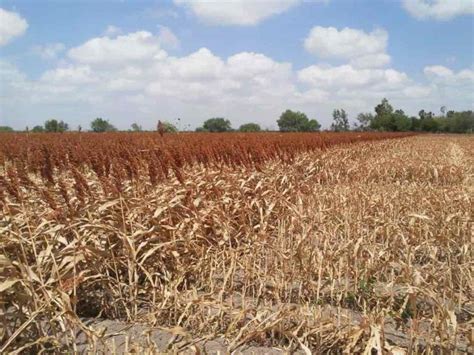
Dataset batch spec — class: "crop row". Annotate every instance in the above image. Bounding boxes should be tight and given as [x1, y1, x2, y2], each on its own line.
[0, 132, 414, 208]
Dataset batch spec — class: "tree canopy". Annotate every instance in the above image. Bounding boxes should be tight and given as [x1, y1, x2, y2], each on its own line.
[354, 99, 472, 133]
[32, 125, 45, 133]
[277, 110, 320, 132]
[44, 119, 69, 133]
[161, 122, 178, 133]
[7, 102, 473, 135]
[90, 118, 116, 132]
[197, 118, 233, 132]
[239, 123, 261, 132]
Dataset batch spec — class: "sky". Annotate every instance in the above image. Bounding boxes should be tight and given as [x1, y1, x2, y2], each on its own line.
[0, 0, 473, 131]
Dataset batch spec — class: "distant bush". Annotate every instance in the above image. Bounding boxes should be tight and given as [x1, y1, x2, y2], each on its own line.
[277, 110, 320, 132]
[91, 118, 116, 132]
[196, 118, 233, 132]
[162, 122, 178, 133]
[239, 123, 261, 132]
[32, 126, 45, 133]
[44, 119, 69, 132]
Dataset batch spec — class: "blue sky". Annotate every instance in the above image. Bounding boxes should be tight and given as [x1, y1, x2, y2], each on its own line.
[1, 0, 473, 130]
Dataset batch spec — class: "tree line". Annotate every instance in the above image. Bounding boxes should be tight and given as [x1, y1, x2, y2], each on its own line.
[353, 99, 473, 133]
[1, 98, 472, 133]
[0, 118, 179, 133]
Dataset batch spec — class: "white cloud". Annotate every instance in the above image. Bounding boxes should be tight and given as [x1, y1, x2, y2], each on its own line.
[402, 0, 474, 20]
[40, 65, 97, 85]
[1, 28, 473, 130]
[174, 0, 301, 25]
[424, 65, 474, 85]
[402, 85, 432, 98]
[32, 43, 66, 60]
[304, 27, 388, 62]
[227, 52, 291, 79]
[0, 60, 27, 93]
[68, 31, 167, 66]
[146, 49, 295, 105]
[298, 64, 408, 89]
[424, 65, 453, 78]
[157, 25, 180, 49]
[166, 47, 224, 80]
[2, 30, 299, 128]
[0, 8, 28, 46]
[350, 53, 391, 69]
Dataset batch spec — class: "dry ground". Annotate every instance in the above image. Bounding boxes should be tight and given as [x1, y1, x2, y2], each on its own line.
[1, 134, 473, 354]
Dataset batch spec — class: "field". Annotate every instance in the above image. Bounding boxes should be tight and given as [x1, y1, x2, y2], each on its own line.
[0, 132, 472, 353]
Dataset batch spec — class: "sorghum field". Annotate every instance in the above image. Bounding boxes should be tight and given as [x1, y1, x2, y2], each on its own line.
[1, 132, 472, 353]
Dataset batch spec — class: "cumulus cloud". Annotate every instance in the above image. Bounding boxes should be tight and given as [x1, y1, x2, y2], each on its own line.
[40, 65, 97, 85]
[176, 48, 224, 79]
[174, 0, 301, 25]
[402, 0, 474, 21]
[350, 53, 391, 69]
[298, 64, 408, 89]
[0, 8, 28, 46]
[402, 85, 432, 98]
[32, 43, 66, 60]
[304, 27, 387, 59]
[424, 65, 474, 85]
[304, 26, 390, 68]
[3, 30, 298, 126]
[1, 28, 473, 130]
[68, 31, 167, 66]
[0, 60, 28, 92]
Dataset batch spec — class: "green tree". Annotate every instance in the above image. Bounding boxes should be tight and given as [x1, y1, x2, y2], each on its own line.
[32, 125, 45, 133]
[392, 109, 411, 131]
[197, 118, 233, 132]
[410, 117, 421, 131]
[420, 117, 439, 132]
[59, 121, 69, 132]
[90, 118, 116, 132]
[306, 119, 321, 132]
[434, 116, 449, 132]
[162, 121, 178, 133]
[44, 119, 69, 132]
[418, 110, 434, 120]
[375, 98, 394, 117]
[331, 109, 349, 132]
[446, 111, 474, 133]
[239, 123, 261, 132]
[277, 110, 318, 132]
[0, 126, 14, 132]
[371, 98, 394, 130]
[44, 120, 57, 132]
